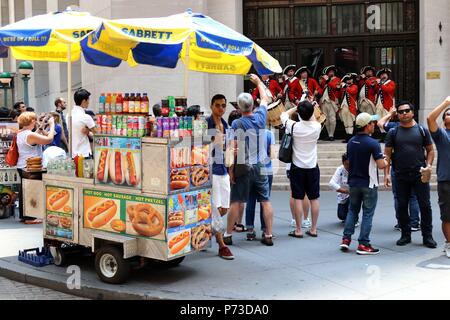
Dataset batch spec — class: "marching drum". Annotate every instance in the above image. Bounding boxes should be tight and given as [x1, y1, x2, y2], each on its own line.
[267, 100, 286, 128]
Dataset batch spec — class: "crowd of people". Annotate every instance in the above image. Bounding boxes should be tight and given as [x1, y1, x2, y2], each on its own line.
[206, 73, 450, 260]
[251, 64, 396, 142]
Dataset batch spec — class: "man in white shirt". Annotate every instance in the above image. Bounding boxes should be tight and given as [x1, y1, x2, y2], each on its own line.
[71, 89, 96, 158]
[281, 100, 321, 238]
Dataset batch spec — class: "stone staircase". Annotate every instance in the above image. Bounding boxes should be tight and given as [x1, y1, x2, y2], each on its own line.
[271, 141, 438, 191]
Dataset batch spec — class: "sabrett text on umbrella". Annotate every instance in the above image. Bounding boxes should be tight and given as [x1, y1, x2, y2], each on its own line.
[121, 28, 173, 40]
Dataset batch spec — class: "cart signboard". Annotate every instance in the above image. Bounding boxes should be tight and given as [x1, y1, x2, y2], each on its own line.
[94, 136, 142, 190]
[167, 188, 212, 258]
[45, 186, 74, 240]
[83, 189, 166, 241]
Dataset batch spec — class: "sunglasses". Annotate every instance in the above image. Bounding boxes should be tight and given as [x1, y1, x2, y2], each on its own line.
[397, 109, 412, 115]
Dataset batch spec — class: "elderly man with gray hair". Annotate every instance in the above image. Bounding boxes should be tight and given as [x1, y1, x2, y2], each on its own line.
[223, 74, 275, 247]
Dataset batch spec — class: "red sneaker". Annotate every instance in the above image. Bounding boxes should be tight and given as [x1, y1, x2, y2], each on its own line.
[356, 244, 380, 255]
[218, 246, 234, 260]
[340, 238, 351, 252]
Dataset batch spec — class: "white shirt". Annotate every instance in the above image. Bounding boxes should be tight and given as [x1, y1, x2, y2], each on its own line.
[281, 112, 321, 169]
[16, 130, 43, 169]
[329, 165, 350, 204]
[71, 105, 96, 157]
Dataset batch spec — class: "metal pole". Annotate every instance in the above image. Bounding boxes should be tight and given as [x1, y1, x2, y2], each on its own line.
[67, 44, 72, 158]
[23, 76, 30, 107]
[184, 35, 190, 98]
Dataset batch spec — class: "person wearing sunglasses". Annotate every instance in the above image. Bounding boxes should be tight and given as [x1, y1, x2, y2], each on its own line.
[385, 102, 437, 249]
[427, 97, 450, 258]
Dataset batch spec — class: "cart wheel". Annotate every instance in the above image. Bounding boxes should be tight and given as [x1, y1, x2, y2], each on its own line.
[162, 256, 185, 268]
[50, 246, 67, 267]
[95, 246, 130, 284]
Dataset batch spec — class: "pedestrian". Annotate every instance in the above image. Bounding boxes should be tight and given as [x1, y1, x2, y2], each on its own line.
[54, 97, 69, 151]
[16, 112, 56, 222]
[384, 102, 437, 248]
[340, 113, 387, 255]
[329, 153, 359, 226]
[281, 100, 321, 238]
[44, 112, 68, 150]
[13, 101, 27, 114]
[71, 89, 96, 158]
[427, 97, 450, 257]
[223, 74, 275, 246]
[207, 93, 234, 260]
[186, 105, 202, 120]
[378, 107, 421, 231]
[245, 126, 276, 240]
[281, 65, 302, 110]
[227, 110, 246, 233]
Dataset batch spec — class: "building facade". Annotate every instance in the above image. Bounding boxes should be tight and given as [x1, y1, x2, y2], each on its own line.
[1, 0, 449, 122]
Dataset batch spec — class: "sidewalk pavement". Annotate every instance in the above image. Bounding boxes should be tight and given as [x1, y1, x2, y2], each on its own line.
[0, 191, 449, 300]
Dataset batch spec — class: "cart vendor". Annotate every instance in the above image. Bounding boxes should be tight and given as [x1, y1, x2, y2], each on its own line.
[16, 112, 55, 223]
[71, 89, 97, 158]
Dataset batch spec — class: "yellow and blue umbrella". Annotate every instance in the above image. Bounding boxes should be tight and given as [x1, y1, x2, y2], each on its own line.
[0, 8, 104, 156]
[0, 9, 103, 62]
[81, 10, 282, 76]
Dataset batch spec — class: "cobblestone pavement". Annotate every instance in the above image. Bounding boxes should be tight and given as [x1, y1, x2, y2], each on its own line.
[0, 276, 86, 300]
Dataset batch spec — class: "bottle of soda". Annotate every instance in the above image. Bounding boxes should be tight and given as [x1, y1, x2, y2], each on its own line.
[141, 93, 149, 114]
[105, 93, 111, 113]
[129, 93, 135, 113]
[123, 93, 129, 113]
[116, 93, 123, 113]
[98, 93, 105, 114]
[111, 93, 117, 113]
[136, 93, 141, 113]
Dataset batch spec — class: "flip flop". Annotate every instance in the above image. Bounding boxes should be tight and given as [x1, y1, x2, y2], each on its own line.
[306, 230, 318, 238]
[288, 231, 304, 238]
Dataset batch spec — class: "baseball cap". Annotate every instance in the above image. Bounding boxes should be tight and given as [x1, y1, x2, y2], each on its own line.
[355, 113, 379, 128]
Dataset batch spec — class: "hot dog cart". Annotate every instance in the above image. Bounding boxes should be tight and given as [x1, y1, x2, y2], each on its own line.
[23, 135, 212, 284]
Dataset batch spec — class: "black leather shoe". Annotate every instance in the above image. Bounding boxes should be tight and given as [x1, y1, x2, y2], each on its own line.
[423, 236, 437, 248]
[328, 137, 335, 141]
[396, 235, 412, 246]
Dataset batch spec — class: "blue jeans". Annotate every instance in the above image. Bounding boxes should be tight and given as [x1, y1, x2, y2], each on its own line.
[337, 198, 358, 222]
[245, 175, 273, 231]
[391, 170, 420, 226]
[343, 187, 378, 246]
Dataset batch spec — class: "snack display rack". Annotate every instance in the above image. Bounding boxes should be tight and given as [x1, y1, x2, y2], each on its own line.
[23, 133, 212, 284]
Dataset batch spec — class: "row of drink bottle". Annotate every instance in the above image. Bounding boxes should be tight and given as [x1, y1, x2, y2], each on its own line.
[154, 116, 207, 139]
[96, 115, 149, 137]
[98, 93, 150, 114]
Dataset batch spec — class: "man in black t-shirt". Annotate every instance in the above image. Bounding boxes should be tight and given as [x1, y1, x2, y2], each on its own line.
[385, 101, 437, 248]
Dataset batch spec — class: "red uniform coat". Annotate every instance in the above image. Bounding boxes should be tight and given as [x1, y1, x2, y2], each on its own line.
[299, 78, 322, 100]
[358, 77, 379, 103]
[377, 80, 396, 111]
[252, 79, 283, 102]
[284, 77, 302, 103]
[320, 76, 342, 102]
[341, 84, 358, 116]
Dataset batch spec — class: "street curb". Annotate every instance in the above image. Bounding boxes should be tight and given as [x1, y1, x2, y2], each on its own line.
[0, 258, 162, 300]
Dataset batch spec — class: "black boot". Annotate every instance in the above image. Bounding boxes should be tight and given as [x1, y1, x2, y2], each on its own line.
[396, 233, 411, 246]
[423, 235, 437, 248]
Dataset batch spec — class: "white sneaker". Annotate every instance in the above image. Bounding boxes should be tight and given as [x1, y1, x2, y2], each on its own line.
[290, 219, 296, 229]
[445, 242, 450, 258]
[302, 218, 311, 229]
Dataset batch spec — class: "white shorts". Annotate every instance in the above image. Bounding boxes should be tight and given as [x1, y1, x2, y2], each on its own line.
[212, 174, 231, 210]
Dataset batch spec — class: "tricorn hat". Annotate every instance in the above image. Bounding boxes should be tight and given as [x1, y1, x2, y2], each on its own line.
[342, 73, 358, 82]
[283, 65, 297, 75]
[360, 66, 376, 75]
[295, 66, 311, 77]
[323, 65, 337, 76]
[376, 68, 392, 78]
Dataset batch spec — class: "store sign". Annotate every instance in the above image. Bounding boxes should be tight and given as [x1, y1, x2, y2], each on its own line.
[83, 189, 166, 241]
[94, 136, 142, 189]
[427, 72, 441, 80]
[45, 186, 74, 240]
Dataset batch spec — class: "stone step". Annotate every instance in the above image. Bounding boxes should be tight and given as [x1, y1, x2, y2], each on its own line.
[271, 182, 438, 192]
